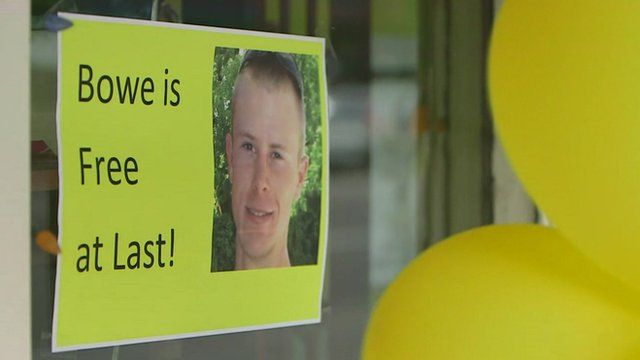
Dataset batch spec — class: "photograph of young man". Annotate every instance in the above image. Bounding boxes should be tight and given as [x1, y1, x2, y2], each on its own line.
[225, 51, 309, 270]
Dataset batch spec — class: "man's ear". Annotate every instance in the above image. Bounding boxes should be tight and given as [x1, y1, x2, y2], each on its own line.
[225, 133, 233, 182]
[295, 154, 309, 200]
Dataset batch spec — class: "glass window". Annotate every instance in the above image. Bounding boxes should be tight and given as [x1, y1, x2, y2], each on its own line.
[29, 0, 528, 358]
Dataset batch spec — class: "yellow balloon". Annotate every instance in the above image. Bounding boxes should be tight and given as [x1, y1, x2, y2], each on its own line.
[363, 225, 640, 359]
[489, 0, 640, 290]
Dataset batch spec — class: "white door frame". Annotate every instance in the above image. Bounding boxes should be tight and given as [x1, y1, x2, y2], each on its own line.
[0, 1, 31, 359]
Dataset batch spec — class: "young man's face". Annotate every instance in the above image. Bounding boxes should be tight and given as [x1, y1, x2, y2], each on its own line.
[226, 72, 308, 265]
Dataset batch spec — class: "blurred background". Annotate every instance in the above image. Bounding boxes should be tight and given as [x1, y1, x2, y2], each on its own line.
[28, 0, 540, 358]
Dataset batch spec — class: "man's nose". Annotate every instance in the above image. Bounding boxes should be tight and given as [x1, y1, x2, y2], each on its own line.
[252, 156, 270, 192]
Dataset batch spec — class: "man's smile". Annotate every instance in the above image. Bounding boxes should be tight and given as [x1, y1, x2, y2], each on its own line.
[246, 206, 275, 218]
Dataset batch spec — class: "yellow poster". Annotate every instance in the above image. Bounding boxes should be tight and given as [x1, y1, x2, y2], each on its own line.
[53, 13, 329, 351]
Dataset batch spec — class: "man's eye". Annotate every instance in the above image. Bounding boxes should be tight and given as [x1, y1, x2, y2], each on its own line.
[272, 151, 283, 159]
[241, 143, 254, 152]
